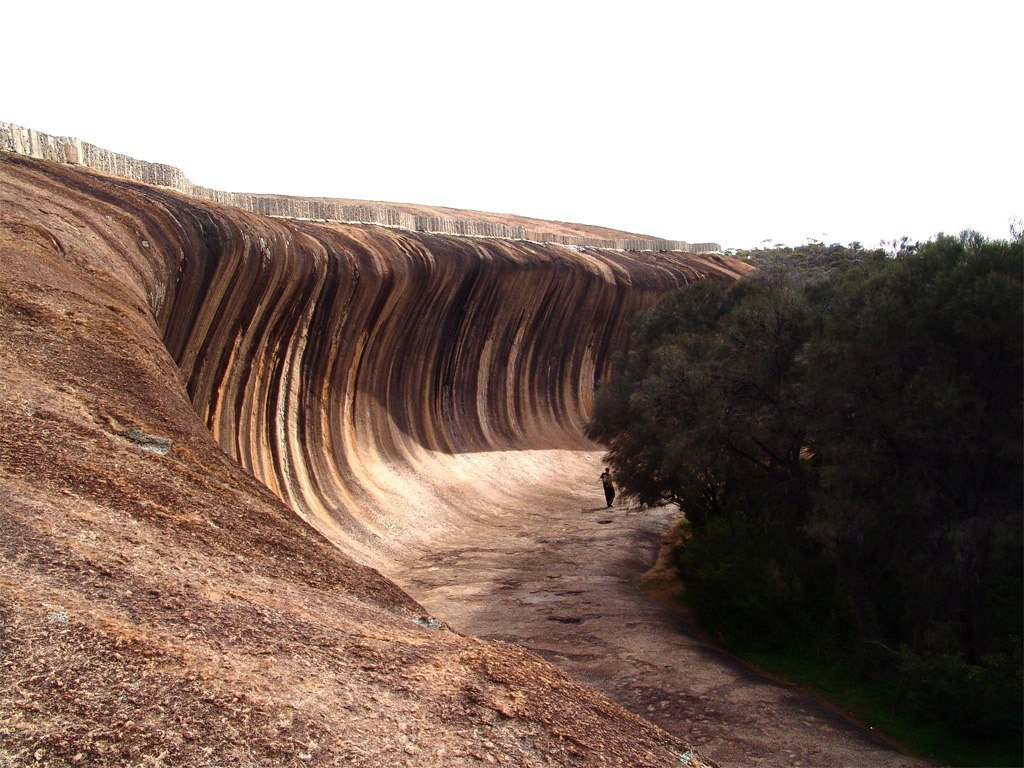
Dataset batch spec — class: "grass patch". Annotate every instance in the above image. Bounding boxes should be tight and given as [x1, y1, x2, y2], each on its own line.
[740, 649, 1022, 767]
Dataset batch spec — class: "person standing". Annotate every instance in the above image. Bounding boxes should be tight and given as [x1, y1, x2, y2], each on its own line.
[600, 467, 615, 508]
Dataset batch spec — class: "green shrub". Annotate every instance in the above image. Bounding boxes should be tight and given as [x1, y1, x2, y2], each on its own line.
[676, 512, 850, 654]
[895, 647, 1023, 742]
[590, 234, 1023, 751]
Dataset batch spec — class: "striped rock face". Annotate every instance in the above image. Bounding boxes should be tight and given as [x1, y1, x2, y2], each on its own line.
[0, 151, 742, 767]
[162, 216, 744, 568]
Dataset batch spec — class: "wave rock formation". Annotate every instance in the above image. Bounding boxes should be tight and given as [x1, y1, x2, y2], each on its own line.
[0, 139, 746, 766]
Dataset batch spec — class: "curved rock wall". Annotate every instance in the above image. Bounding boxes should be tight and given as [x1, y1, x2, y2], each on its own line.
[0, 152, 726, 767]
[0, 150, 747, 564]
[1, 121, 721, 253]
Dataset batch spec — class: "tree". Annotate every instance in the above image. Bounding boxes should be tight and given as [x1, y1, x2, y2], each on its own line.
[587, 234, 1023, 745]
[803, 233, 1023, 663]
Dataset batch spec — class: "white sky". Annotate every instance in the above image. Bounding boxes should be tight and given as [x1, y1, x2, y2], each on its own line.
[4, 0, 1021, 250]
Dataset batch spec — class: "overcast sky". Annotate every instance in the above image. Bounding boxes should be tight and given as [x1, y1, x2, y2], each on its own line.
[4, 1, 1021, 249]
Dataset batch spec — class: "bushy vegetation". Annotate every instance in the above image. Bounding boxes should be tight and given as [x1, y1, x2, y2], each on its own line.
[588, 234, 1022, 762]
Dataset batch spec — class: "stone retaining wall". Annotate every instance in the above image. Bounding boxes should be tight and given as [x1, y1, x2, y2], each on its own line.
[0, 121, 720, 253]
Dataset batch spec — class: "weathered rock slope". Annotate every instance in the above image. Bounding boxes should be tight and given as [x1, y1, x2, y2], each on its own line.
[0, 150, 747, 766]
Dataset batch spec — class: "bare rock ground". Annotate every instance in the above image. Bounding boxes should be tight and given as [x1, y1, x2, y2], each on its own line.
[392, 451, 934, 768]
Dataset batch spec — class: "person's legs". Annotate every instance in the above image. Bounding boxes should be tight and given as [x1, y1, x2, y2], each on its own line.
[604, 486, 614, 507]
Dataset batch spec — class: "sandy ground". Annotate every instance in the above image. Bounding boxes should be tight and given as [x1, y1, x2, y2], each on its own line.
[390, 451, 934, 768]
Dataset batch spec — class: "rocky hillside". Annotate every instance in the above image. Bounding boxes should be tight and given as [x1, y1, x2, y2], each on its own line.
[0, 150, 752, 766]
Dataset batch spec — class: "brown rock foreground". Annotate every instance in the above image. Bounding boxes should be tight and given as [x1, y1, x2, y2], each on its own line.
[0, 152, 734, 767]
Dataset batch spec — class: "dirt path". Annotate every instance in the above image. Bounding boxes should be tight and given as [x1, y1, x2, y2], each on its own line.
[391, 452, 933, 768]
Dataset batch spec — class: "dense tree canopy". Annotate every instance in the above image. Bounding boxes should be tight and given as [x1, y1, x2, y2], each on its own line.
[588, 235, 1022, 746]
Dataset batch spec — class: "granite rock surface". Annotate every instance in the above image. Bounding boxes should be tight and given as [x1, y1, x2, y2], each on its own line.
[0, 152, 748, 767]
